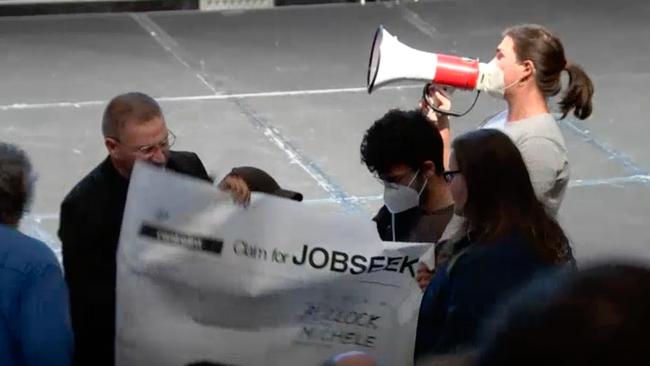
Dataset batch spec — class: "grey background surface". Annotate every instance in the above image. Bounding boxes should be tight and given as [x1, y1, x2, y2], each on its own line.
[2, 0, 648, 263]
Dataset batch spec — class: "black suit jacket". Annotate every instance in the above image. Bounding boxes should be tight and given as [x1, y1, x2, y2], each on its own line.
[58, 152, 211, 366]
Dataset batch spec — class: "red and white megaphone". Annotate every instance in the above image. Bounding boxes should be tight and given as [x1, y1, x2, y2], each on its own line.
[367, 26, 500, 116]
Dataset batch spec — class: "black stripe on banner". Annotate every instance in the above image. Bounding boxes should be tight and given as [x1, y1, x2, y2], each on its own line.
[139, 223, 223, 255]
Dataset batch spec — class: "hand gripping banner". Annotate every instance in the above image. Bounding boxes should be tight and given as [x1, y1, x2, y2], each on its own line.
[115, 163, 427, 366]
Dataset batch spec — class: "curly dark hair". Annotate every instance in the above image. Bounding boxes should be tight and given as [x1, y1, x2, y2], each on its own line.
[0, 142, 33, 224]
[360, 109, 444, 176]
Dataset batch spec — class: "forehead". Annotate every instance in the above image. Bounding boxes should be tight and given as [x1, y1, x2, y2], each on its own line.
[448, 151, 458, 169]
[384, 163, 413, 177]
[119, 116, 167, 144]
[497, 35, 515, 54]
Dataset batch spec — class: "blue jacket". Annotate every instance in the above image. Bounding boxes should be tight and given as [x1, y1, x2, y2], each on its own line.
[415, 233, 558, 360]
[0, 224, 73, 366]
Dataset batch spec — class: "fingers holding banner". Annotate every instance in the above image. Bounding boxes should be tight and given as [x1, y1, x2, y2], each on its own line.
[116, 164, 428, 366]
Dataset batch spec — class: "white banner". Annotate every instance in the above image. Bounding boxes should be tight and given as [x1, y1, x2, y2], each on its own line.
[115, 163, 426, 366]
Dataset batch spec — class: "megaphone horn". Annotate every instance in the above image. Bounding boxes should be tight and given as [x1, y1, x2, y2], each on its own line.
[367, 26, 482, 94]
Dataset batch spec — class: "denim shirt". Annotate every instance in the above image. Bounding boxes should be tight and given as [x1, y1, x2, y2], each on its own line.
[0, 224, 73, 366]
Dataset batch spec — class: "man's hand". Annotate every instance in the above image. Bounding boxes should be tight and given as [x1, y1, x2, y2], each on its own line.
[218, 175, 251, 207]
[420, 85, 452, 127]
[420, 84, 453, 170]
[415, 262, 434, 291]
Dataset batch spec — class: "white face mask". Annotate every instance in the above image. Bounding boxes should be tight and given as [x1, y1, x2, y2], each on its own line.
[383, 170, 428, 214]
[478, 59, 519, 99]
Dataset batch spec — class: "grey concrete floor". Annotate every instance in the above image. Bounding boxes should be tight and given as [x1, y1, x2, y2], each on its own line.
[1, 0, 649, 263]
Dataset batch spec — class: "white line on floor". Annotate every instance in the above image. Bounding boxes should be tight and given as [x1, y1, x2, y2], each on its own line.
[0, 84, 420, 111]
[26, 174, 650, 223]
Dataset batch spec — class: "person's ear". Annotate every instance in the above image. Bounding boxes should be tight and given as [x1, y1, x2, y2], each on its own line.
[421, 160, 436, 178]
[521, 60, 535, 82]
[104, 137, 119, 158]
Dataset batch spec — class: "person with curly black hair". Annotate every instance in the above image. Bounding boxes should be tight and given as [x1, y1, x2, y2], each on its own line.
[360, 109, 454, 288]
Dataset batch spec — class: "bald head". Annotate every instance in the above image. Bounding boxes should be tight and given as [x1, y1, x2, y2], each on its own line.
[102, 92, 163, 138]
[102, 92, 171, 178]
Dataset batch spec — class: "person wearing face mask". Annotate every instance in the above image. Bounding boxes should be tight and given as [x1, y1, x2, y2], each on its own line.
[360, 109, 454, 260]
[414, 129, 574, 361]
[423, 24, 594, 217]
[415, 24, 594, 290]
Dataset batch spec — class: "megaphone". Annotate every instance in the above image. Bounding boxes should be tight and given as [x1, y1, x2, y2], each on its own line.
[367, 26, 498, 116]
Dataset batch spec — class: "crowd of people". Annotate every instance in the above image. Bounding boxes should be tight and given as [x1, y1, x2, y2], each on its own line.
[1, 23, 648, 366]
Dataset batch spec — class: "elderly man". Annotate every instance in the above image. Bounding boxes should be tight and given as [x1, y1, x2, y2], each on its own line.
[59, 92, 250, 366]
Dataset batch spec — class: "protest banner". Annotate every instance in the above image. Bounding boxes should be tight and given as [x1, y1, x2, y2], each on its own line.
[116, 163, 427, 365]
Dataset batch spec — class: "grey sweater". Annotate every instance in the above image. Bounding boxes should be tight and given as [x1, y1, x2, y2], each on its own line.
[481, 110, 569, 216]
[419, 111, 569, 270]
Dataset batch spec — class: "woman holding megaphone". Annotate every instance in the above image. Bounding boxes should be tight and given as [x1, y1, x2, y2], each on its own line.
[422, 24, 594, 217]
[367, 24, 594, 288]
[409, 24, 590, 361]
[412, 25, 594, 293]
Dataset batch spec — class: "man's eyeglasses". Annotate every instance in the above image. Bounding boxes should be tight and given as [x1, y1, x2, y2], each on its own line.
[111, 130, 176, 156]
[442, 170, 461, 183]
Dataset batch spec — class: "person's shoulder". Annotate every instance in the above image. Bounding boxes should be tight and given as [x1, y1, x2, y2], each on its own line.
[516, 133, 568, 160]
[372, 205, 391, 240]
[373, 205, 390, 223]
[465, 234, 540, 267]
[62, 159, 110, 207]
[507, 124, 566, 161]
[168, 150, 209, 179]
[507, 113, 563, 137]
[169, 150, 201, 163]
[479, 110, 508, 128]
[449, 234, 543, 289]
[0, 225, 60, 275]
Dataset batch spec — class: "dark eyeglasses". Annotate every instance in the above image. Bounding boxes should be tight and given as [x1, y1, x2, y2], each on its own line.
[442, 170, 461, 183]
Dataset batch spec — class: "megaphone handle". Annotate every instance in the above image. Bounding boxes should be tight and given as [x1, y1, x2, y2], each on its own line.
[422, 83, 480, 118]
[423, 83, 454, 114]
[429, 83, 455, 98]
